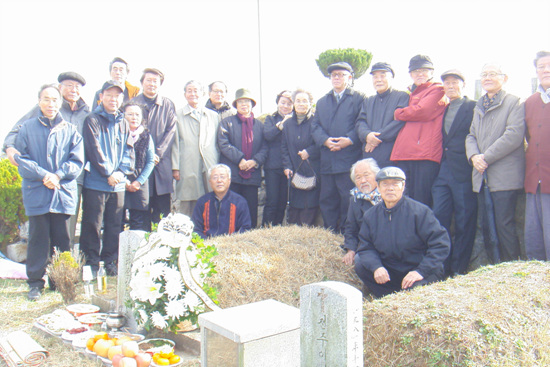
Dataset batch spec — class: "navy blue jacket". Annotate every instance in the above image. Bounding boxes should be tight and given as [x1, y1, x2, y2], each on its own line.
[344, 197, 374, 253]
[263, 112, 284, 170]
[440, 97, 476, 182]
[217, 114, 267, 186]
[192, 190, 252, 239]
[15, 113, 84, 216]
[281, 112, 320, 209]
[82, 105, 134, 192]
[311, 88, 365, 174]
[356, 88, 409, 167]
[356, 196, 450, 278]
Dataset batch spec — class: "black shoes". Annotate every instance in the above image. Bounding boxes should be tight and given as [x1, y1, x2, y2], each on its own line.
[105, 262, 118, 276]
[28, 287, 42, 301]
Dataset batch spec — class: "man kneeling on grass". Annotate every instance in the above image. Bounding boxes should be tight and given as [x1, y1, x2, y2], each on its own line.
[15, 84, 84, 301]
[354, 166, 450, 298]
[192, 164, 251, 239]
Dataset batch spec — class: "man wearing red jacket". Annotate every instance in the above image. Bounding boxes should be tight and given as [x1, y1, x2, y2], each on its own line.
[390, 55, 448, 206]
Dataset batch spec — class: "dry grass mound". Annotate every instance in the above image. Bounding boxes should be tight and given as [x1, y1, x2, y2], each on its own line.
[364, 261, 550, 367]
[205, 225, 361, 308]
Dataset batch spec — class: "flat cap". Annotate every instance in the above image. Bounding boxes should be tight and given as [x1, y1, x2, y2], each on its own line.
[441, 69, 465, 82]
[101, 80, 124, 93]
[327, 62, 353, 74]
[370, 62, 395, 77]
[375, 166, 406, 182]
[58, 72, 86, 86]
[408, 55, 434, 72]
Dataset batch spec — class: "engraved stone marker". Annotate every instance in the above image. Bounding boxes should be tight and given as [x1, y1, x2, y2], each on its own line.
[300, 281, 363, 367]
[117, 230, 147, 332]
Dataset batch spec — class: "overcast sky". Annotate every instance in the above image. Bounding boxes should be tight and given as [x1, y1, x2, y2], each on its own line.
[1, 0, 548, 143]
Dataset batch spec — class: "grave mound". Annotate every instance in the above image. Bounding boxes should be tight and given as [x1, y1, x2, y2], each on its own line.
[363, 261, 550, 366]
[205, 225, 361, 308]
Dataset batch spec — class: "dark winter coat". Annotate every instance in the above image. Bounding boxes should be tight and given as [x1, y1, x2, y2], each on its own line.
[356, 88, 409, 167]
[281, 112, 320, 209]
[311, 88, 366, 174]
[217, 114, 267, 186]
[356, 196, 450, 278]
[440, 97, 476, 182]
[131, 94, 177, 196]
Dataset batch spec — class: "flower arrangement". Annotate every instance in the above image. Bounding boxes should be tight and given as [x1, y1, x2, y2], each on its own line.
[128, 213, 218, 333]
[47, 248, 84, 303]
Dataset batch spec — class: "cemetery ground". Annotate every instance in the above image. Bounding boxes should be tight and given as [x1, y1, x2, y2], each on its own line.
[1, 225, 550, 366]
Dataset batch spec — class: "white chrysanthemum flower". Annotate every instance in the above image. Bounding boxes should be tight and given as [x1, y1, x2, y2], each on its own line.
[183, 291, 201, 312]
[151, 311, 168, 329]
[163, 266, 181, 283]
[164, 275, 184, 299]
[165, 300, 186, 320]
[149, 262, 169, 281]
[149, 245, 172, 262]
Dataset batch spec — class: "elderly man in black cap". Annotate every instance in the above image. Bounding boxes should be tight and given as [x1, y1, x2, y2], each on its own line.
[354, 166, 450, 298]
[80, 80, 134, 276]
[356, 62, 409, 168]
[3, 71, 90, 246]
[390, 55, 447, 207]
[312, 61, 366, 232]
[92, 57, 140, 107]
[431, 70, 477, 276]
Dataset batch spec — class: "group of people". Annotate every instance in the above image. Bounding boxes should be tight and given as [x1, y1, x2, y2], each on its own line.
[4, 50, 549, 300]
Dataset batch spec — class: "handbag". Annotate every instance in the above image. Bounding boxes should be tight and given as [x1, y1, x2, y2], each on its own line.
[291, 159, 317, 191]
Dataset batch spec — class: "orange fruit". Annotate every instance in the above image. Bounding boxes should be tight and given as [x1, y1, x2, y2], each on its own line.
[160, 350, 173, 359]
[152, 353, 160, 363]
[86, 338, 95, 351]
[94, 332, 109, 341]
[169, 355, 181, 364]
[156, 357, 170, 366]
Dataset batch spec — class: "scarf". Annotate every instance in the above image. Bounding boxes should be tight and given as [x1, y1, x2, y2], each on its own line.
[538, 84, 550, 104]
[238, 113, 255, 179]
[482, 93, 496, 112]
[130, 125, 144, 144]
[350, 187, 382, 206]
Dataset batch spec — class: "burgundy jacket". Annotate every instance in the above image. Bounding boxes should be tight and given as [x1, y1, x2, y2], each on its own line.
[525, 93, 550, 194]
[390, 81, 447, 163]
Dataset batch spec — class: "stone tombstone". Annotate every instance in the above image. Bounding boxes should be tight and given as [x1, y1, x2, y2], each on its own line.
[199, 299, 300, 367]
[300, 281, 363, 367]
[117, 230, 147, 333]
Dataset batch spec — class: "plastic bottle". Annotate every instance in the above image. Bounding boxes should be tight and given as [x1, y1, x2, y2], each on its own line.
[97, 261, 107, 294]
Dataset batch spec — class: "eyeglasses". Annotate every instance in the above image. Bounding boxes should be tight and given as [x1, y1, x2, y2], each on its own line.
[211, 90, 225, 94]
[330, 72, 350, 79]
[536, 64, 550, 72]
[480, 72, 504, 79]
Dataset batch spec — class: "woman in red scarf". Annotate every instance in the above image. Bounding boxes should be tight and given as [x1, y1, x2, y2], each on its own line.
[217, 88, 267, 228]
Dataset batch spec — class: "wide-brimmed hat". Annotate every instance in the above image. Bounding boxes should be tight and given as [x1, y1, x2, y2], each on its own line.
[232, 88, 256, 108]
